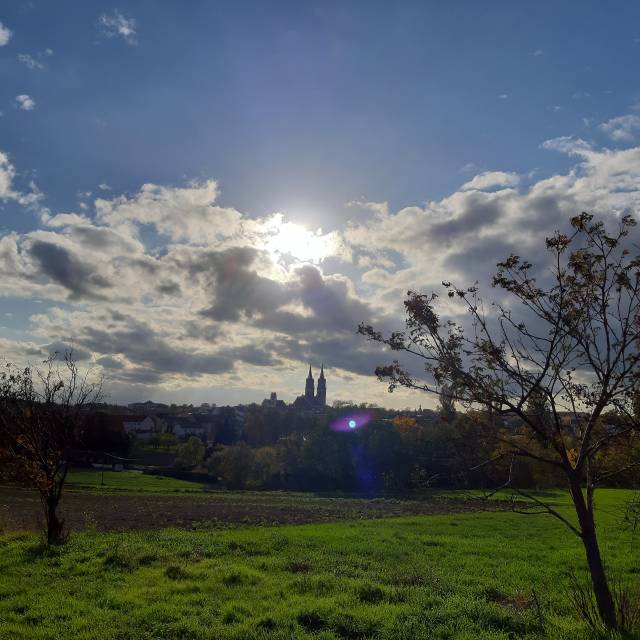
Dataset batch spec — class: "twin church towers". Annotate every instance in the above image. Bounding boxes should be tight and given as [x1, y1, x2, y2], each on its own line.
[304, 364, 327, 406]
[292, 364, 327, 410]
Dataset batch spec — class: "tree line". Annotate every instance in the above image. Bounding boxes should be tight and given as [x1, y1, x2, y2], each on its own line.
[187, 405, 639, 493]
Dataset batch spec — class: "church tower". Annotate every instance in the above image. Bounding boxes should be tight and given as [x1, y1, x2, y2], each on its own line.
[316, 364, 326, 406]
[305, 365, 315, 400]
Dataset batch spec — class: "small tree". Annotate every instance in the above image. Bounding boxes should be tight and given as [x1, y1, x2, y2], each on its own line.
[359, 213, 640, 630]
[207, 443, 255, 488]
[0, 352, 102, 545]
[158, 432, 178, 449]
[251, 447, 281, 488]
[175, 435, 205, 469]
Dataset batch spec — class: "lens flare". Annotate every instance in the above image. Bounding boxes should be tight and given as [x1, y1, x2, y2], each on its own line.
[330, 412, 373, 432]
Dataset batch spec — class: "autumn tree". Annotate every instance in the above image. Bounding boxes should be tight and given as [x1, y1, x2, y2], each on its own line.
[0, 352, 102, 545]
[359, 213, 640, 630]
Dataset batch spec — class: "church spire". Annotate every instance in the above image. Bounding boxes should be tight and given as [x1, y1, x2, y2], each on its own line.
[316, 363, 326, 406]
[305, 364, 315, 400]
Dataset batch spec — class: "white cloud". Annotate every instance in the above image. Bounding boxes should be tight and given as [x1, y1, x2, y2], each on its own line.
[461, 171, 519, 191]
[498, 93, 509, 99]
[17, 49, 53, 69]
[0, 22, 11, 46]
[15, 94, 36, 111]
[532, 49, 543, 56]
[95, 179, 243, 244]
[0, 150, 42, 206]
[41, 212, 91, 228]
[0, 153, 17, 200]
[346, 199, 389, 217]
[17, 53, 43, 69]
[540, 136, 591, 155]
[599, 114, 640, 142]
[99, 10, 137, 45]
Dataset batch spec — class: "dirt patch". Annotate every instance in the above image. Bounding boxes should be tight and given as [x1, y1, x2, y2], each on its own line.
[0, 486, 513, 533]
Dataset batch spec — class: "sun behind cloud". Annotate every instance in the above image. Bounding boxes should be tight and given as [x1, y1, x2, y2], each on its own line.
[263, 213, 339, 263]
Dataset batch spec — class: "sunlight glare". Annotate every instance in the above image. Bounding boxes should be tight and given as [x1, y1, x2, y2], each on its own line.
[264, 213, 336, 263]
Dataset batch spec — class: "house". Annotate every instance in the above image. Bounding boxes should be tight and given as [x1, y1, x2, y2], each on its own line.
[123, 416, 156, 440]
[172, 421, 206, 440]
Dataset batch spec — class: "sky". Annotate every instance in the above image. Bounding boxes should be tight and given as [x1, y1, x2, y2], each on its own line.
[1, 1, 640, 408]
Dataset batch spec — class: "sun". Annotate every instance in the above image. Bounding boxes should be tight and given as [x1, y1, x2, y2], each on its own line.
[264, 213, 337, 263]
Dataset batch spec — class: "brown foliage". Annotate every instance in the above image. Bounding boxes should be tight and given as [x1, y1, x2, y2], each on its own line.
[0, 351, 102, 544]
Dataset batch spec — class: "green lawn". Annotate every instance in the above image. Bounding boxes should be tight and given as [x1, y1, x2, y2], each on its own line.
[0, 489, 637, 639]
[65, 469, 207, 493]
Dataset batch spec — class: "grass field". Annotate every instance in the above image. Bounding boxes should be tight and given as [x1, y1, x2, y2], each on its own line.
[0, 487, 638, 639]
[65, 469, 208, 493]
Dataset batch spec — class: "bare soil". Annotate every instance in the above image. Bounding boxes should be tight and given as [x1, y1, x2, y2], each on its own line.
[0, 486, 513, 532]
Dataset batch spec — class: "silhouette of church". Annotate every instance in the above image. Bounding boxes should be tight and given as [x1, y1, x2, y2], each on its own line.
[293, 365, 327, 410]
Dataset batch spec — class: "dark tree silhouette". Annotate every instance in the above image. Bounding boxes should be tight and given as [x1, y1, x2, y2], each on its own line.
[437, 384, 457, 422]
[0, 351, 102, 545]
[359, 213, 640, 630]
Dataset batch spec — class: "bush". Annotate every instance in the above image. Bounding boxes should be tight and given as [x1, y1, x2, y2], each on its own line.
[207, 444, 254, 488]
[175, 436, 205, 470]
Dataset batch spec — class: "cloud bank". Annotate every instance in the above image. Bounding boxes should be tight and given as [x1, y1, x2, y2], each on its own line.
[2, 109, 640, 406]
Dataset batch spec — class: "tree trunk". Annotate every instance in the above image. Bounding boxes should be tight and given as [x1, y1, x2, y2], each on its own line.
[569, 479, 617, 629]
[44, 493, 64, 546]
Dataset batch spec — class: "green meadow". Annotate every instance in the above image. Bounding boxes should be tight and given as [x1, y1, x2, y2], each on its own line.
[0, 489, 637, 640]
[65, 469, 208, 493]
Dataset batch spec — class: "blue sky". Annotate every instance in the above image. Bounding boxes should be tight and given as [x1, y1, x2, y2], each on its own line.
[1, 2, 640, 407]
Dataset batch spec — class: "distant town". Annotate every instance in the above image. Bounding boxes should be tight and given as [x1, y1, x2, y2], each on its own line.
[81, 365, 439, 461]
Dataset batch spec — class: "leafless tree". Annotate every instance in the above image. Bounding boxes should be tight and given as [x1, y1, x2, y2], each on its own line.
[0, 351, 102, 545]
[359, 213, 640, 630]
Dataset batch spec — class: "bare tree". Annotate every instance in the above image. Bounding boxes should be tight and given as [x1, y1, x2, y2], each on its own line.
[0, 351, 102, 545]
[359, 213, 640, 630]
